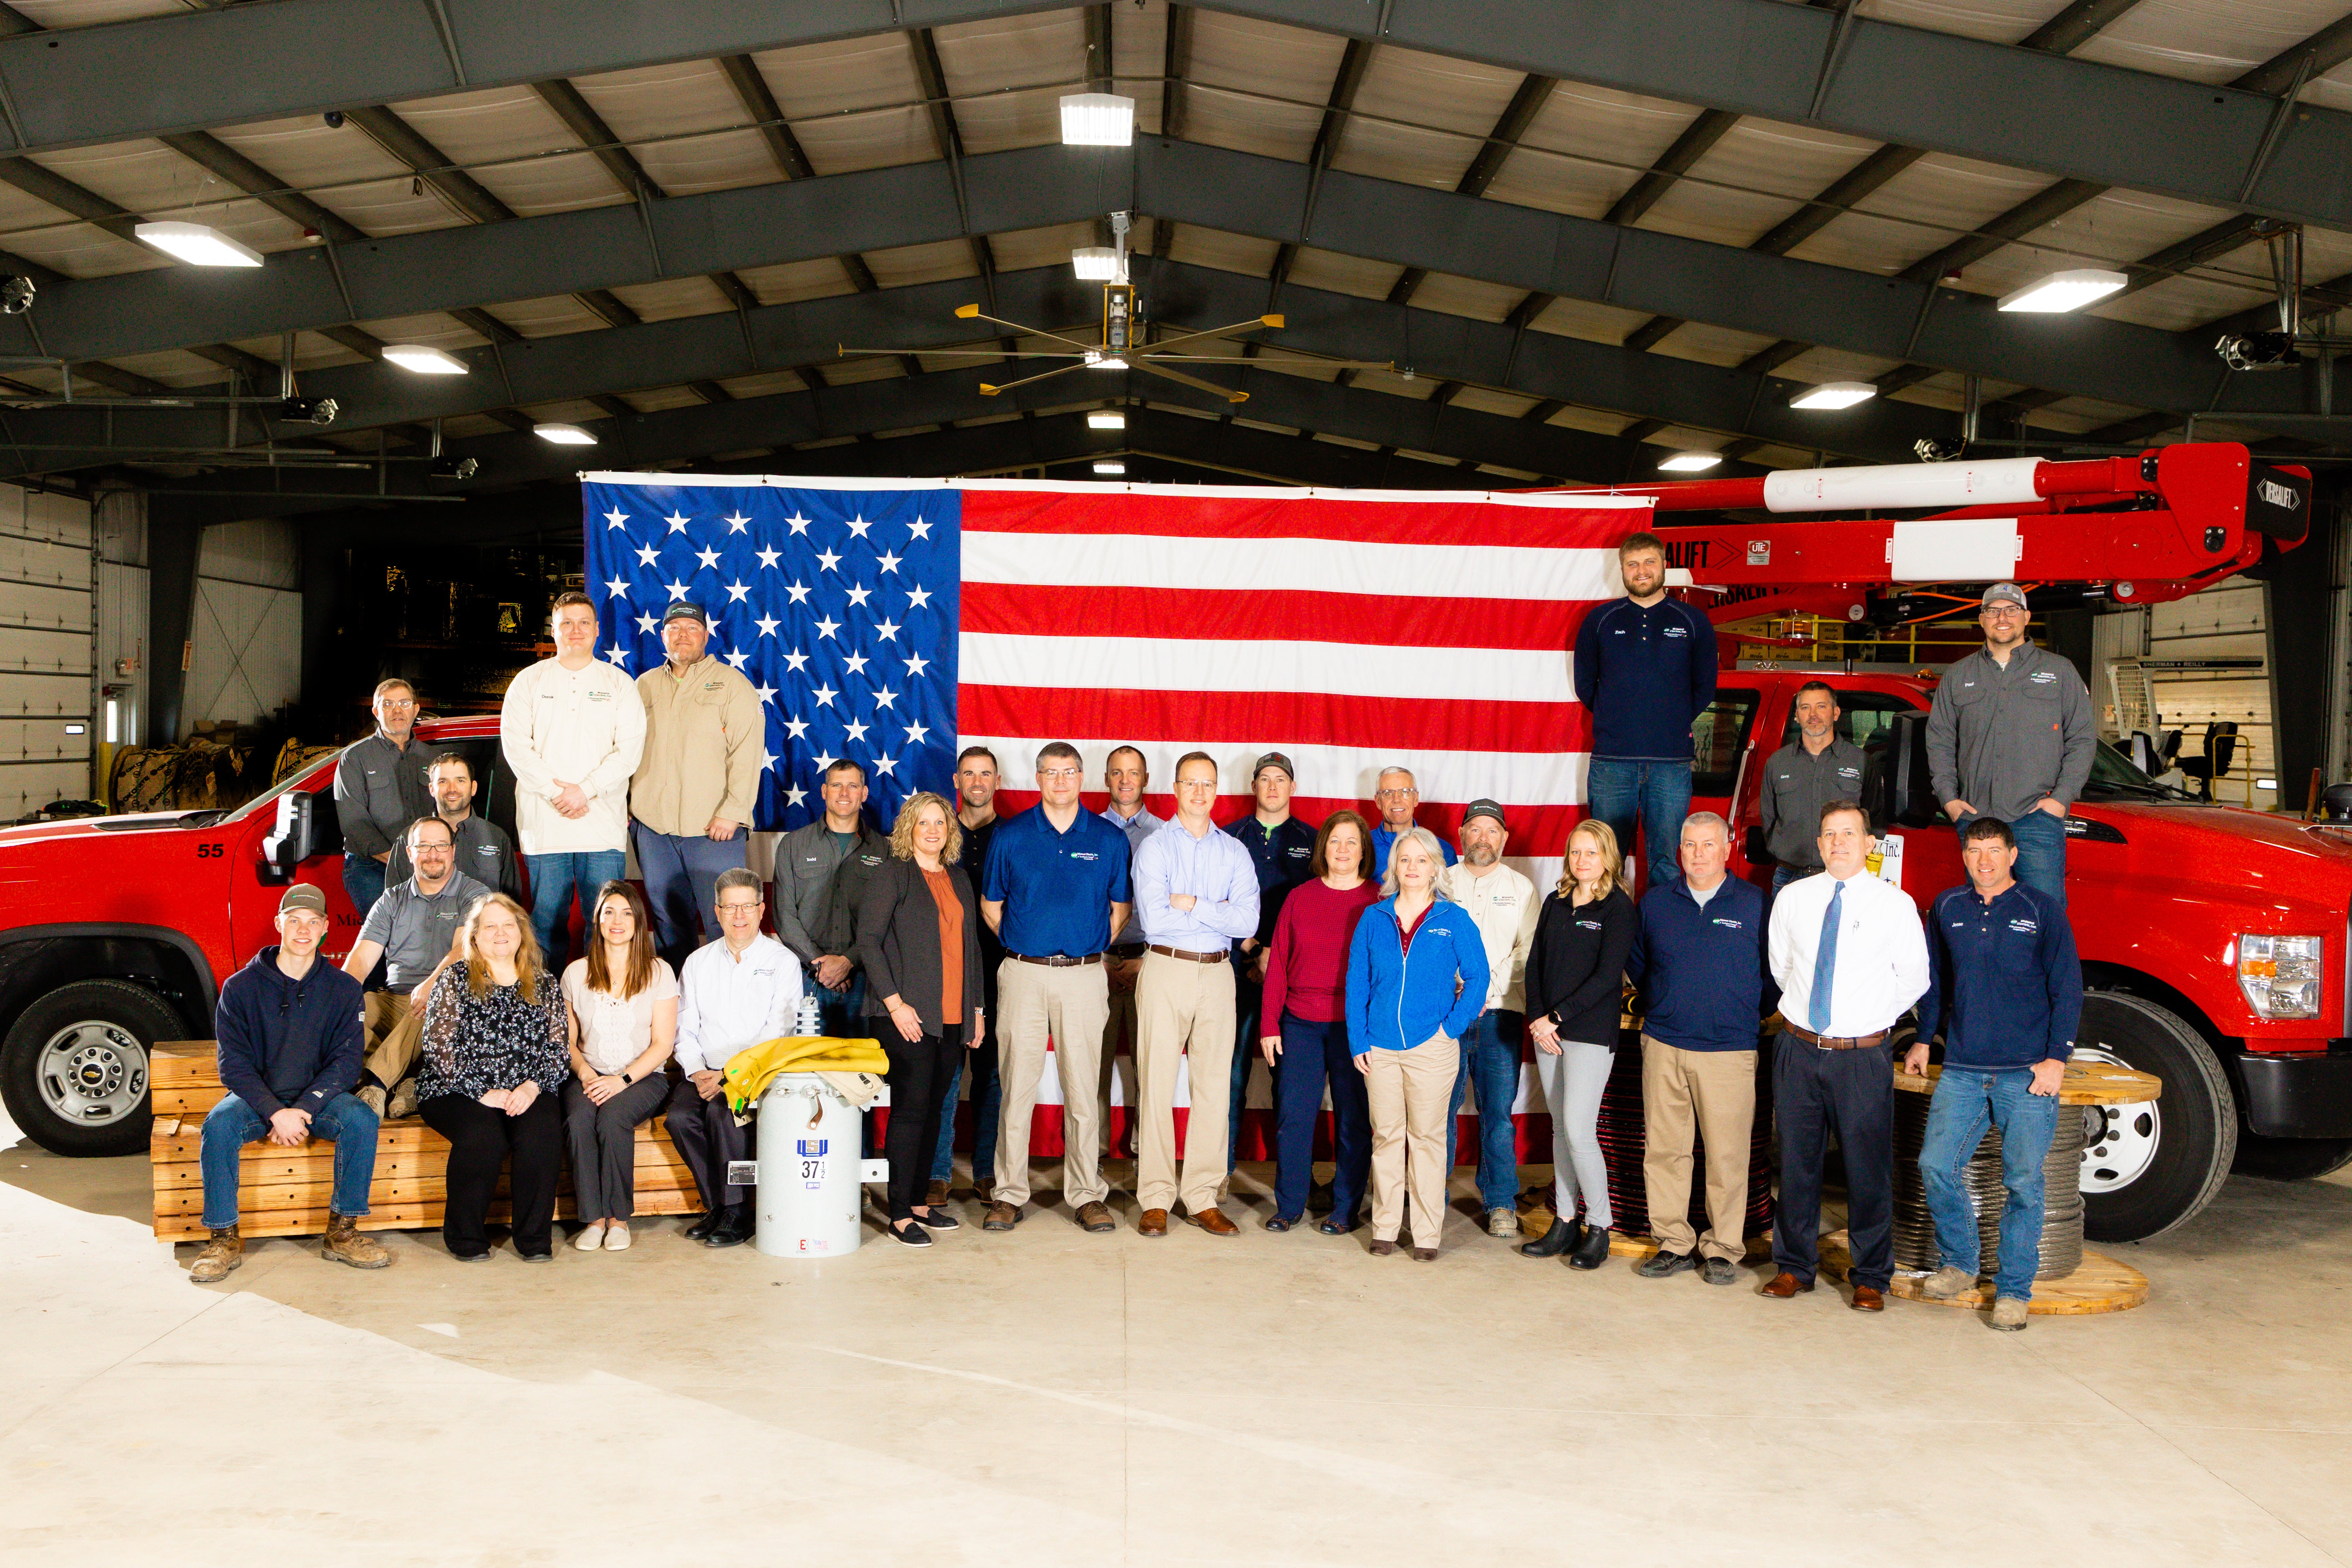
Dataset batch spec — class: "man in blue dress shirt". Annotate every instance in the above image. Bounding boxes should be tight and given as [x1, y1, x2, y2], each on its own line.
[1131, 752, 1262, 1237]
[979, 741, 1133, 1235]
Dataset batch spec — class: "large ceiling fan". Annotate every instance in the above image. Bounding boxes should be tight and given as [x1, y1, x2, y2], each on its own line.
[836, 211, 1392, 405]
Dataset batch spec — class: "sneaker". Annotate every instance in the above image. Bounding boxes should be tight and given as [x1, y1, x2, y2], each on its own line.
[1990, 1296, 2030, 1331]
[1636, 1248, 1697, 1279]
[322, 1213, 390, 1270]
[1921, 1265, 1978, 1300]
[188, 1226, 243, 1283]
[1486, 1208, 1520, 1238]
[386, 1077, 419, 1120]
[353, 1083, 387, 1120]
[1699, 1256, 1739, 1287]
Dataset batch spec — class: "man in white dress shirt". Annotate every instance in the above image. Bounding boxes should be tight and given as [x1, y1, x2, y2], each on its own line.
[666, 867, 802, 1249]
[1762, 799, 1929, 1312]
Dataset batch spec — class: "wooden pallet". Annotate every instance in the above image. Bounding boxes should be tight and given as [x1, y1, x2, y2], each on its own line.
[1818, 1229, 2149, 1314]
[151, 1042, 698, 1242]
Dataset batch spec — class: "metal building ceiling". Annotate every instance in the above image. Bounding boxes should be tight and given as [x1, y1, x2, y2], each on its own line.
[0, 0, 2343, 516]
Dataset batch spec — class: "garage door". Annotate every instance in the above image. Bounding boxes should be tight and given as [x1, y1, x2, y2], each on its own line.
[0, 484, 94, 820]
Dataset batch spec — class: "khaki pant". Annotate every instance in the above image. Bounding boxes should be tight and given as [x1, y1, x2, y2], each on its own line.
[1365, 1031, 1456, 1248]
[362, 991, 426, 1090]
[1639, 1033, 1757, 1262]
[1133, 952, 1237, 1214]
[992, 959, 1111, 1209]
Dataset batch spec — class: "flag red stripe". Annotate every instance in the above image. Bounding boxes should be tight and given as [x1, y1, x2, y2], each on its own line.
[963, 489, 1641, 549]
[960, 582, 1578, 652]
[989, 792, 1586, 854]
[958, 684, 1591, 755]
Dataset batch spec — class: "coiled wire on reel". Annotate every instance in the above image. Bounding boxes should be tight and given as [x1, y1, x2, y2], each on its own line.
[1891, 1087, 2086, 1280]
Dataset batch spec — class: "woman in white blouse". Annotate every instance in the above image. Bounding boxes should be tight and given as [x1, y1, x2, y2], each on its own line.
[561, 880, 678, 1252]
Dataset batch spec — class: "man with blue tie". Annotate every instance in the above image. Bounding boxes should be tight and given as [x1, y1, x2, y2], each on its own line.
[1763, 799, 1929, 1311]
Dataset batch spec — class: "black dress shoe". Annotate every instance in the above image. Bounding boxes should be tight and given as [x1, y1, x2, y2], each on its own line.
[1520, 1216, 1581, 1258]
[704, 1205, 753, 1248]
[1635, 1248, 1697, 1278]
[1568, 1225, 1613, 1271]
[1317, 1217, 1355, 1236]
[683, 1210, 721, 1241]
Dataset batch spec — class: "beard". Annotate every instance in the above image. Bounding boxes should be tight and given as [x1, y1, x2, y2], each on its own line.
[1465, 844, 1499, 867]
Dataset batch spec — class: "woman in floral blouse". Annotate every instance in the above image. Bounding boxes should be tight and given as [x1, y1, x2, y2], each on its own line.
[418, 892, 571, 1261]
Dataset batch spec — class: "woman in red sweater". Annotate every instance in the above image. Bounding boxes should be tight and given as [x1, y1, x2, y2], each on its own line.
[1258, 810, 1381, 1232]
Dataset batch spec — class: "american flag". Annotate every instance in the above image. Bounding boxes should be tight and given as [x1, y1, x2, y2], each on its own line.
[581, 474, 1650, 880]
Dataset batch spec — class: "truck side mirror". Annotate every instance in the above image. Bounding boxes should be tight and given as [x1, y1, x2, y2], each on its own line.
[259, 790, 315, 885]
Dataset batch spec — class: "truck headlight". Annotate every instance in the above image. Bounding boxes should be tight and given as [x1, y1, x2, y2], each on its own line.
[2238, 934, 2325, 1019]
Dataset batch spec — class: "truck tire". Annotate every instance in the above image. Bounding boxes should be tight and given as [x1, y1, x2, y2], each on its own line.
[0, 979, 177, 1157]
[2076, 992, 2237, 1244]
[2232, 1131, 2352, 1183]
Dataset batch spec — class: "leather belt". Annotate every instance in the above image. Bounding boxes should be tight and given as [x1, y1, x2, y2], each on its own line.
[1148, 945, 1229, 964]
[1011, 952, 1103, 967]
[1783, 1022, 1888, 1051]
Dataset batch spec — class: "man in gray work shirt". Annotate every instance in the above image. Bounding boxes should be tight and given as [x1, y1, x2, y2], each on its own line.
[770, 758, 884, 1035]
[342, 816, 491, 1117]
[1925, 582, 2096, 904]
[1760, 681, 1867, 894]
[332, 678, 434, 920]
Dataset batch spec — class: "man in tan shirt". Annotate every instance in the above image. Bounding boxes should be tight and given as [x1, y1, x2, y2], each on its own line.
[632, 599, 763, 965]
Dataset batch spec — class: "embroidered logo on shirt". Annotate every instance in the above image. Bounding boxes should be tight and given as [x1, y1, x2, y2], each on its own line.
[1837, 767, 1860, 778]
[2009, 918, 2040, 933]
[588, 690, 610, 701]
[1070, 851, 1100, 861]
[2029, 670, 2057, 684]
[1663, 625, 1688, 638]
[1575, 919, 1602, 931]
[1712, 917, 1744, 930]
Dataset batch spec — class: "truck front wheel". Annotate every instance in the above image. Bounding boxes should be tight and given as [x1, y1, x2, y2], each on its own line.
[0, 980, 177, 1157]
[2076, 992, 2237, 1243]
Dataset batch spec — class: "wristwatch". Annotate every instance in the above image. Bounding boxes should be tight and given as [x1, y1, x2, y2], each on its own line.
[618, 1070, 634, 1085]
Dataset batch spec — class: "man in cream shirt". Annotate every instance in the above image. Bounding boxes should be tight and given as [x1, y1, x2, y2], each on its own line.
[500, 590, 646, 970]
[631, 599, 762, 966]
[1437, 800, 1540, 1237]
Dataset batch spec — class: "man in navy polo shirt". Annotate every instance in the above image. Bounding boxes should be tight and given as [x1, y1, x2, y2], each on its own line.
[1574, 531, 1718, 889]
[1224, 751, 1318, 1176]
[1905, 816, 2080, 1331]
[979, 741, 1134, 1234]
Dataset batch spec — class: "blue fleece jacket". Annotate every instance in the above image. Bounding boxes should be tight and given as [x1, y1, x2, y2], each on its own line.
[213, 947, 367, 1119]
[1627, 876, 1769, 1052]
[1345, 895, 1491, 1055]
[1572, 596, 1720, 761]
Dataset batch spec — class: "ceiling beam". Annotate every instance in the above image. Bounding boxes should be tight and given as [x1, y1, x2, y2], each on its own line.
[1389, 71, 1554, 306]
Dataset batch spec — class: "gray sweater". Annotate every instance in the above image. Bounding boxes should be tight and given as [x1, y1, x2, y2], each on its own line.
[1925, 643, 2096, 821]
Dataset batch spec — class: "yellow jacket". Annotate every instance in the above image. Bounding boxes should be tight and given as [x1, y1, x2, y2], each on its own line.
[723, 1035, 889, 1116]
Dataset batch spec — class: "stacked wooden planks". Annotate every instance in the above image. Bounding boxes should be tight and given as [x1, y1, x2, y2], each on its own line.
[150, 1042, 697, 1241]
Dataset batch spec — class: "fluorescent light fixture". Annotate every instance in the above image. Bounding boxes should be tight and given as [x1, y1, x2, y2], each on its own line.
[1060, 92, 1135, 146]
[1088, 410, 1126, 429]
[1071, 246, 1120, 281]
[534, 423, 597, 446]
[133, 220, 263, 268]
[1998, 268, 2127, 314]
[1658, 450, 1723, 472]
[1091, 355, 1129, 371]
[382, 343, 468, 375]
[1789, 380, 1877, 410]
[1093, 460, 1126, 475]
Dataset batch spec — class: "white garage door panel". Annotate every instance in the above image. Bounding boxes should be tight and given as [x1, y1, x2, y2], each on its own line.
[0, 531, 94, 587]
[0, 576, 92, 632]
[0, 625, 91, 677]
[0, 670, 88, 718]
[0, 759, 94, 818]
[0, 716, 92, 761]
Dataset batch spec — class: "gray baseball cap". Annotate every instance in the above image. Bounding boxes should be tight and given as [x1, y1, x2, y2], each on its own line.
[1980, 582, 2027, 610]
[663, 599, 708, 625]
[1253, 751, 1296, 782]
[278, 883, 328, 917]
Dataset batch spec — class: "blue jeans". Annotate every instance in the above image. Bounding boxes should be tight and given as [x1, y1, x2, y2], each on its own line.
[929, 1017, 1002, 1185]
[200, 1091, 378, 1229]
[631, 821, 748, 966]
[1445, 1009, 1524, 1212]
[1918, 1065, 2063, 1302]
[341, 853, 386, 923]
[810, 972, 867, 1037]
[1586, 757, 1692, 889]
[1956, 809, 2066, 905]
[1769, 863, 1810, 895]
[1271, 1013, 1370, 1223]
[525, 849, 628, 970]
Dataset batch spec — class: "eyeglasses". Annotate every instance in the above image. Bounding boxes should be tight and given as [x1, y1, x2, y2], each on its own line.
[1176, 779, 1217, 792]
[378, 698, 417, 710]
[1375, 787, 1419, 801]
[716, 899, 762, 914]
[1038, 768, 1082, 781]
[1981, 606, 2026, 619]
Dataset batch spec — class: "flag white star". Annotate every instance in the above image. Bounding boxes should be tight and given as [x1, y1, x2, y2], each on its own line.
[604, 507, 630, 529]
[813, 752, 835, 774]
[845, 584, 872, 608]
[844, 718, 869, 742]
[815, 547, 842, 572]
[603, 576, 630, 598]
[665, 511, 690, 534]
[903, 721, 929, 744]
[755, 682, 776, 705]
[812, 684, 838, 707]
[635, 612, 658, 634]
[633, 542, 659, 567]
[724, 580, 750, 603]
[604, 646, 630, 667]
[873, 686, 897, 709]
[784, 649, 809, 673]
[786, 716, 809, 739]
[663, 577, 690, 601]
[906, 585, 932, 608]
[755, 546, 781, 569]
[875, 550, 901, 574]
[845, 515, 871, 538]
[755, 614, 780, 638]
[723, 649, 749, 669]
[903, 652, 930, 676]
[760, 747, 778, 773]
[695, 545, 721, 570]
[814, 615, 841, 640]
[873, 755, 898, 776]
[874, 618, 900, 642]
[724, 511, 751, 533]
[785, 580, 811, 604]
[785, 784, 807, 807]
[787, 512, 811, 536]
[908, 519, 932, 541]
[843, 653, 869, 675]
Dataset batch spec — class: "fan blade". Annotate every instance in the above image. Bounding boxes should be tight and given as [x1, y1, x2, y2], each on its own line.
[955, 303, 1101, 352]
[1143, 314, 1285, 355]
[977, 362, 1093, 397]
[1132, 357, 1248, 404]
[838, 347, 1084, 360]
[1142, 356, 1395, 369]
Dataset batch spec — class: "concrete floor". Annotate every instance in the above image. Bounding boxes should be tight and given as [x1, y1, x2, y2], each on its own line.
[3, 1108, 2349, 1568]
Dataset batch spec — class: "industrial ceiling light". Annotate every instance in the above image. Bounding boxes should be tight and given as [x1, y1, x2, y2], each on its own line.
[534, 423, 597, 445]
[133, 220, 263, 267]
[429, 455, 479, 479]
[1997, 268, 2127, 313]
[276, 396, 337, 426]
[1789, 380, 1877, 410]
[383, 343, 468, 375]
[1657, 450, 1722, 472]
[1088, 410, 1126, 429]
[1071, 246, 1120, 281]
[1093, 460, 1126, 475]
[1060, 92, 1135, 146]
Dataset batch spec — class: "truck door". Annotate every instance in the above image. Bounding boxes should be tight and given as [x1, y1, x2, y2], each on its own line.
[226, 761, 350, 968]
[1691, 683, 1762, 873]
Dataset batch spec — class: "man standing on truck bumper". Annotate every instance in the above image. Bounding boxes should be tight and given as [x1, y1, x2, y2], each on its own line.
[332, 678, 434, 921]
[190, 883, 391, 1282]
[630, 600, 762, 968]
[1906, 817, 2080, 1331]
[1574, 532, 1719, 890]
[501, 591, 646, 970]
[1926, 583, 2096, 904]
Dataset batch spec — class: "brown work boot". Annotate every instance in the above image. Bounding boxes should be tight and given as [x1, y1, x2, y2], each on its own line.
[353, 1083, 387, 1120]
[925, 1178, 951, 1207]
[1075, 1200, 1117, 1233]
[188, 1226, 243, 1283]
[322, 1213, 391, 1270]
[386, 1077, 419, 1120]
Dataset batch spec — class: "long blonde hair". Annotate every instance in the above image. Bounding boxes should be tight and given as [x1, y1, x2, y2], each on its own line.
[888, 791, 964, 864]
[460, 891, 548, 1003]
[1557, 818, 1623, 902]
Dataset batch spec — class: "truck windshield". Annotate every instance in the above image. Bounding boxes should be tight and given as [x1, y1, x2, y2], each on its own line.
[2081, 740, 2196, 802]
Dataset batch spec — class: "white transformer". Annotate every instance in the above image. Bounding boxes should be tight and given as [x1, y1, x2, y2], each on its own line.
[753, 1073, 887, 1258]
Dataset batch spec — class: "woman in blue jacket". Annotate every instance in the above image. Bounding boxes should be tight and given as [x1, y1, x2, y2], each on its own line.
[1346, 826, 1490, 1259]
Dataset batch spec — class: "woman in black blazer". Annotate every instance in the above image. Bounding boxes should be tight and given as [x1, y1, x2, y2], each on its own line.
[857, 791, 986, 1247]
[1518, 818, 1639, 1271]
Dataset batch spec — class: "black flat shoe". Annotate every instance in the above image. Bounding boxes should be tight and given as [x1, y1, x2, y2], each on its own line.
[910, 1206, 961, 1231]
[890, 1221, 933, 1247]
[683, 1211, 721, 1241]
[1569, 1225, 1614, 1271]
[1520, 1216, 1581, 1258]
